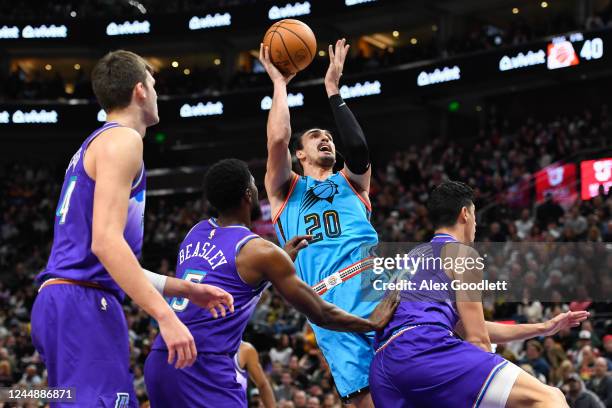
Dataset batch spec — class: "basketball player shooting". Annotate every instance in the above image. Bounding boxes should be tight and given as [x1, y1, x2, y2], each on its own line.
[144, 159, 398, 407]
[260, 39, 380, 407]
[30, 50, 233, 407]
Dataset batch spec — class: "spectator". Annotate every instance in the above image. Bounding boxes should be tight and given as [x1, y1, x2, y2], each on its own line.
[307, 396, 321, 408]
[270, 334, 293, 367]
[293, 390, 307, 408]
[565, 373, 606, 408]
[587, 357, 612, 408]
[17, 364, 42, 388]
[520, 340, 551, 381]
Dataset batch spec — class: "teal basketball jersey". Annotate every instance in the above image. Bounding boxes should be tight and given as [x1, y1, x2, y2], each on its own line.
[273, 171, 379, 318]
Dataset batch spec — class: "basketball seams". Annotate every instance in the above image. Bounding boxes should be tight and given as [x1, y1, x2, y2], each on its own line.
[274, 28, 300, 73]
[276, 24, 314, 61]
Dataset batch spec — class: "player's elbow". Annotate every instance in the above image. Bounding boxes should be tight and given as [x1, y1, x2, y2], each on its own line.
[267, 126, 291, 145]
[91, 232, 119, 260]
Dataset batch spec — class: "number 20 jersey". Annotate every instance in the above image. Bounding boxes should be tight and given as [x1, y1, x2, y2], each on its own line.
[37, 122, 146, 300]
[273, 171, 378, 316]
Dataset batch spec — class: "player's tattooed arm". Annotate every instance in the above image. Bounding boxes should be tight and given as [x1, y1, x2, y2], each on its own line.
[143, 269, 234, 318]
[259, 43, 297, 210]
[237, 239, 398, 332]
[325, 39, 372, 199]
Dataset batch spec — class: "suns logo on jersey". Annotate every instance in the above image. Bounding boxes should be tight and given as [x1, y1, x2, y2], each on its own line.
[300, 180, 339, 212]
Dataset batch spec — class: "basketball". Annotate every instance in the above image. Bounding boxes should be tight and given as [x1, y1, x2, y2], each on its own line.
[262, 19, 316, 75]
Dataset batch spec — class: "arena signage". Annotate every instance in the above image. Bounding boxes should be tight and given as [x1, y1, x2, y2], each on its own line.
[345, 0, 376, 5]
[0, 109, 58, 124]
[188, 13, 232, 30]
[417, 66, 461, 86]
[581, 158, 612, 199]
[268, 1, 311, 20]
[0, 24, 67, 39]
[498, 50, 546, 71]
[106, 20, 150, 36]
[260, 93, 304, 110]
[340, 80, 381, 99]
[0, 25, 19, 39]
[179, 101, 224, 118]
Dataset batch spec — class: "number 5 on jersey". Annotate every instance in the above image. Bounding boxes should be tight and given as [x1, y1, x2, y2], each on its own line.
[170, 269, 207, 312]
[56, 176, 77, 225]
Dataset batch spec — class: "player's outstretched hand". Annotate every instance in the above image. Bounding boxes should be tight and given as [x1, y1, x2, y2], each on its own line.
[368, 290, 400, 331]
[259, 43, 296, 85]
[157, 313, 197, 369]
[283, 235, 313, 261]
[325, 38, 350, 94]
[189, 283, 234, 318]
[541, 310, 590, 337]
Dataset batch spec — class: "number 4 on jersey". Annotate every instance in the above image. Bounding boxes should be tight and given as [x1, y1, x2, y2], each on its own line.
[56, 176, 77, 225]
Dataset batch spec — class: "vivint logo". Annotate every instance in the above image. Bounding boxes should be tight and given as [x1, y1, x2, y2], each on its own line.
[345, 0, 376, 5]
[417, 66, 461, 87]
[0, 26, 20, 39]
[189, 13, 232, 30]
[97, 109, 107, 122]
[106, 20, 150, 36]
[499, 50, 546, 71]
[261, 93, 304, 110]
[268, 1, 311, 20]
[0, 109, 58, 124]
[180, 101, 224, 118]
[340, 80, 381, 99]
[22, 24, 68, 38]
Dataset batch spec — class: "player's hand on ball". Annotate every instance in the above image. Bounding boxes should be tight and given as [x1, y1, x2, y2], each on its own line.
[157, 313, 197, 369]
[368, 290, 400, 331]
[540, 310, 589, 336]
[259, 43, 296, 85]
[283, 235, 313, 261]
[189, 283, 235, 318]
[325, 38, 350, 94]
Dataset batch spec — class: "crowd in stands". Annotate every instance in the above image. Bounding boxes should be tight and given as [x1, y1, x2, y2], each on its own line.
[0, 107, 610, 407]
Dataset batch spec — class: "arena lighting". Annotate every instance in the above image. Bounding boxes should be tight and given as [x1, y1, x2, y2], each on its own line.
[268, 1, 311, 20]
[261, 93, 304, 110]
[417, 66, 461, 86]
[499, 49, 546, 71]
[106, 20, 150, 36]
[179, 101, 224, 118]
[0, 109, 58, 124]
[188, 13, 232, 30]
[345, 0, 376, 5]
[97, 109, 107, 122]
[339, 80, 381, 99]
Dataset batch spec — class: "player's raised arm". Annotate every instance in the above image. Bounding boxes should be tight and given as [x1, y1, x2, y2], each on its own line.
[90, 127, 196, 369]
[325, 39, 372, 200]
[259, 43, 297, 207]
[238, 238, 398, 332]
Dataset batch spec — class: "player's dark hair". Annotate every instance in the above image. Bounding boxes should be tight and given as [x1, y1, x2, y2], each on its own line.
[427, 181, 474, 229]
[204, 159, 252, 212]
[91, 50, 153, 112]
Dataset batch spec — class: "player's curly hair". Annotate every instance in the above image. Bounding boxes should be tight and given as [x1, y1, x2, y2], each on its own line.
[204, 159, 252, 212]
[427, 181, 474, 229]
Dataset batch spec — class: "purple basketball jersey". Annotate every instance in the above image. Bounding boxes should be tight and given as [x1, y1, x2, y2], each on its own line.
[37, 122, 146, 300]
[152, 218, 266, 355]
[376, 233, 460, 349]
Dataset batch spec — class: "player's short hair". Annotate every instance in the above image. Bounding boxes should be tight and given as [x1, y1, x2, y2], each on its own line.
[204, 159, 252, 212]
[91, 50, 153, 112]
[427, 181, 474, 229]
[290, 128, 332, 154]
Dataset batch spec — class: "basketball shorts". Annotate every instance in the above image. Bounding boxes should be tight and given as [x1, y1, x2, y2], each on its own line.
[369, 325, 521, 408]
[31, 283, 138, 407]
[144, 350, 246, 407]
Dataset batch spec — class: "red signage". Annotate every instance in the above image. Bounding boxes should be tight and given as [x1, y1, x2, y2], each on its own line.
[581, 158, 612, 200]
[535, 163, 577, 207]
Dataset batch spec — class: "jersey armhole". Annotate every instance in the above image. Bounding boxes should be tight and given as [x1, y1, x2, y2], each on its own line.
[272, 174, 300, 224]
[339, 170, 372, 212]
